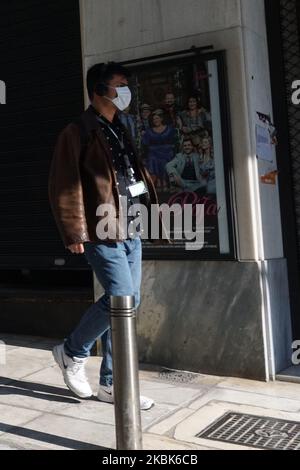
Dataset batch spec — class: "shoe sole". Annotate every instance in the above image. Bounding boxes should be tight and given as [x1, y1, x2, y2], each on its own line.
[97, 390, 155, 410]
[97, 389, 114, 404]
[139, 399, 155, 411]
[141, 402, 155, 411]
[52, 345, 93, 399]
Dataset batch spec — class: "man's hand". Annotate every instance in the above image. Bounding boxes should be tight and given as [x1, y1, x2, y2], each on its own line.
[68, 243, 85, 254]
[174, 176, 183, 188]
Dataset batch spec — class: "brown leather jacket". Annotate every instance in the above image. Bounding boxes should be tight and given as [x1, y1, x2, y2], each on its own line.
[48, 106, 169, 248]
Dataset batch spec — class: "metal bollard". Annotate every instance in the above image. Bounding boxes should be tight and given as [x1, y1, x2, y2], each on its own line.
[110, 295, 143, 450]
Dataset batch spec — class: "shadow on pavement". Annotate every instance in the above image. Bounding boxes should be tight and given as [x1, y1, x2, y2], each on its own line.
[0, 422, 109, 450]
[0, 376, 83, 404]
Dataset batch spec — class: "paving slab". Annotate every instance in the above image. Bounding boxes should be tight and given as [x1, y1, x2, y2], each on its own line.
[0, 413, 115, 450]
[1, 335, 300, 451]
[188, 386, 300, 412]
[218, 377, 300, 401]
[0, 403, 42, 435]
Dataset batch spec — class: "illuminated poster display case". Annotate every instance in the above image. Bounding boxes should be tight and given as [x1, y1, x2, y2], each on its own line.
[123, 49, 236, 260]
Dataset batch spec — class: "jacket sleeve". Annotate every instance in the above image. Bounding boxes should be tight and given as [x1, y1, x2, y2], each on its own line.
[165, 154, 181, 178]
[48, 123, 90, 248]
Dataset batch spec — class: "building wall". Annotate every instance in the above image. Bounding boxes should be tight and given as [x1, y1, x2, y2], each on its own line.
[81, 0, 292, 379]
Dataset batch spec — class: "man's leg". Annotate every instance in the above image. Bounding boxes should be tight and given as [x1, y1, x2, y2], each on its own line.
[64, 240, 139, 361]
[99, 237, 142, 386]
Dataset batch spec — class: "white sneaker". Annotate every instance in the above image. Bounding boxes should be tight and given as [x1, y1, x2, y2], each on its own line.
[97, 385, 155, 411]
[52, 344, 93, 398]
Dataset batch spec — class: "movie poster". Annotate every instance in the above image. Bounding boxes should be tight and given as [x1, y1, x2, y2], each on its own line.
[121, 53, 234, 259]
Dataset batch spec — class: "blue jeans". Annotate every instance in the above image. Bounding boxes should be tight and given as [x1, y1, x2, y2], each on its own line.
[64, 237, 142, 386]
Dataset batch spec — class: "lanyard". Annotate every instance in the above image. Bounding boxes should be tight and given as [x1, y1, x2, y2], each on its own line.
[97, 115, 126, 149]
[100, 117, 125, 149]
[97, 115, 136, 184]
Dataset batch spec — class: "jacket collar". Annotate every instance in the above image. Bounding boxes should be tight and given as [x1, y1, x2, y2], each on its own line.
[79, 105, 141, 167]
[80, 105, 122, 134]
[80, 105, 103, 135]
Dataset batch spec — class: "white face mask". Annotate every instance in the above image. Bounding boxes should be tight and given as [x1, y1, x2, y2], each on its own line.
[105, 85, 132, 111]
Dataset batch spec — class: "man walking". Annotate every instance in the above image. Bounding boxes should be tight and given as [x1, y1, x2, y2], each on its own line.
[48, 62, 167, 410]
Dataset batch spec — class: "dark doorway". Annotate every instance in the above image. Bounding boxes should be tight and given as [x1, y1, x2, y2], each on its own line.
[0, 1, 92, 337]
[0, 0, 87, 270]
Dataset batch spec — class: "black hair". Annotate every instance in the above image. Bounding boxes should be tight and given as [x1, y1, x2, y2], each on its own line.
[187, 94, 201, 107]
[149, 111, 166, 127]
[86, 62, 132, 101]
[183, 138, 193, 146]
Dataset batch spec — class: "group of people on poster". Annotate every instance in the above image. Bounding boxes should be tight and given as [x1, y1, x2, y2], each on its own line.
[119, 90, 216, 195]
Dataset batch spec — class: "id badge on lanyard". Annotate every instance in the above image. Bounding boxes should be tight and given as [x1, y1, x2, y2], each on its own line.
[98, 116, 149, 198]
[128, 180, 148, 198]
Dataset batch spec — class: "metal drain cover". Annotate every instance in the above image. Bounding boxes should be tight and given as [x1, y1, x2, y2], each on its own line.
[158, 368, 198, 384]
[197, 412, 300, 450]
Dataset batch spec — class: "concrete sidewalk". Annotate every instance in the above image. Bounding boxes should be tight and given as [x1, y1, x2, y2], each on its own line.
[0, 334, 300, 450]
